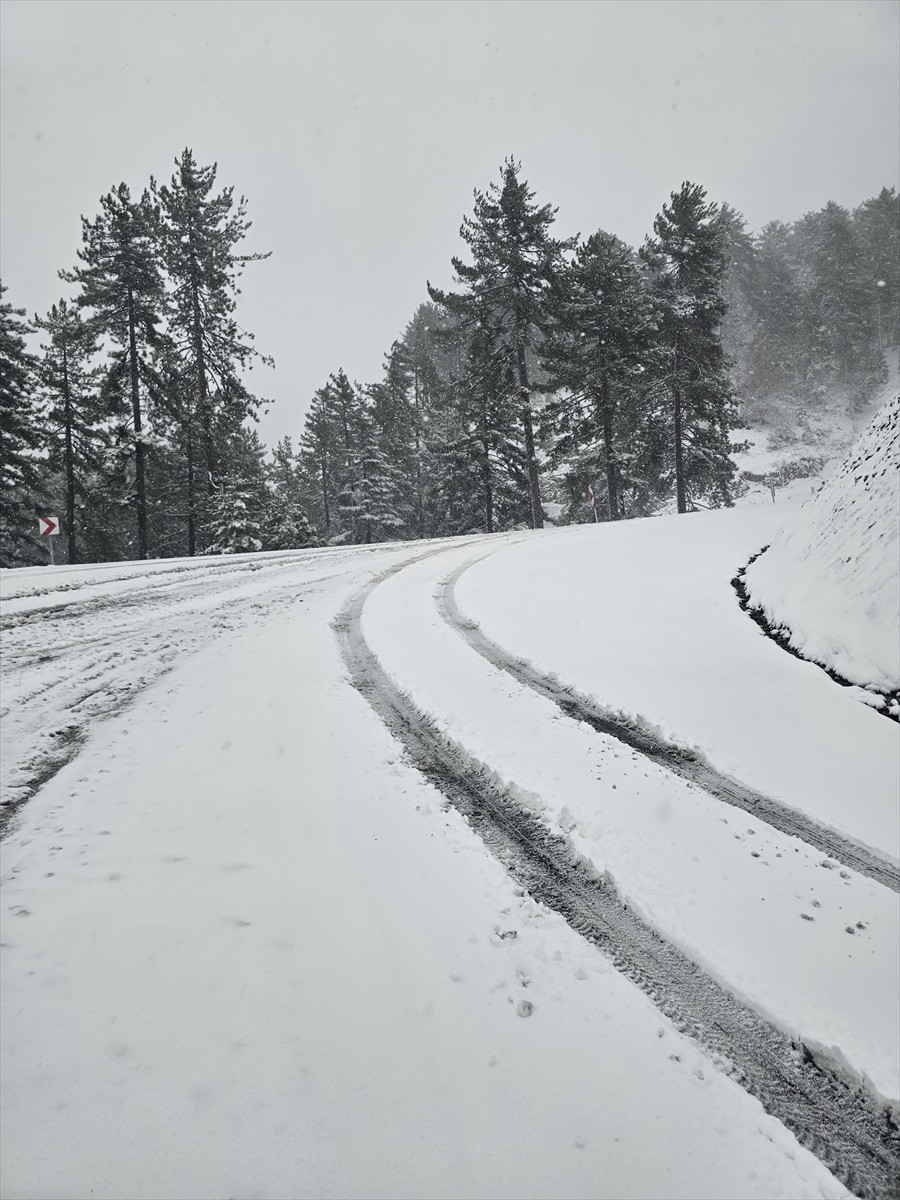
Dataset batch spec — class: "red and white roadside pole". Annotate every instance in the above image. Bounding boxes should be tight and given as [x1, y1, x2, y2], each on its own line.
[38, 516, 60, 565]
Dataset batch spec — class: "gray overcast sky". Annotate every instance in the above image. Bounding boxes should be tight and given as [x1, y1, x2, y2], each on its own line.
[1, 0, 898, 449]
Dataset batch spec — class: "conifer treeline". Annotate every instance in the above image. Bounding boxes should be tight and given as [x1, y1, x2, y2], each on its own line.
[1, 154, 896, 565]
[288, 163, 896, 542]
[1, 149, 309, 566]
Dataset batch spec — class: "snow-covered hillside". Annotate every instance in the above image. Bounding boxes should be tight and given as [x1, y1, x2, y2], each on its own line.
[742, 387, 900, 703]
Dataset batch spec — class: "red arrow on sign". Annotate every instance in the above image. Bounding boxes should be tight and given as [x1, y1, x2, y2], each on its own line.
[38, 516, 59, 537]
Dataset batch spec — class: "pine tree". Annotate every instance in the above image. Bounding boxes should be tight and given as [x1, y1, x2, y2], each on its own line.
[542, 230, 654, 521]
[641, 182, 737, 512]
[329, 370, 371, 543]
[854, 187, 899, 351]
[154, 149, 272, 553]
[298, 382, 340, 537]
[267, 436, 318, 549]
[428, 158, 574, 529]
[367, 343, 415, 533]
[205, 484, 263, 554]
[400, 302, 470, 537]
[296, 370, 369, 543]
[204, 428, 268, 554]
[801, 204, 873, 381]
[33, 299, 106, 563]
[354, 414, 406, 544]
[741, 219, 808, 417]
[265, 499, 316, 551]
[716, 204, 758, 410]
[463, 304, 530, 532]
[61, 183, 166, 558]
[0, 283, 45, 565]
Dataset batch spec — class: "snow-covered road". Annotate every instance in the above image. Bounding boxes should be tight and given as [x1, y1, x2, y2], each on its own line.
[1, 513, 897, 1200]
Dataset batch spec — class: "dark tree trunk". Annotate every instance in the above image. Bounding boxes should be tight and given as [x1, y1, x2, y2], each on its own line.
[673, 342, 687, 514]
[186, 415, 196, 556]
[413, 363, 424, 537]
[320, 459, 331, 533]
[515, 345, 543, 529]
[189, 260, 215, 496]
[61, 347, 77, 563]
[478, 387, 493, 534]
[599, 372, 619, 521]
[127, 288, 148, 559]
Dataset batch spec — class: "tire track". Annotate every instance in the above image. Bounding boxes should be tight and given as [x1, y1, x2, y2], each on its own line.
[1, 542, 483, 836]
[336, 557, 900, 1200]
[439, 557, 899, 894]
[0, 551, 397, 834]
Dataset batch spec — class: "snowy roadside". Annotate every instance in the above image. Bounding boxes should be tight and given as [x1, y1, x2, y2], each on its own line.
[361, 523, 900, 1109]
[1, 540, 848, 1200]
[742, 389, 900, 703]
[455, 508, 900, 863]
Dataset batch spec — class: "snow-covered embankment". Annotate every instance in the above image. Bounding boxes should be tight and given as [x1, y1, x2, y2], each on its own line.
[743, 391, 900, 709]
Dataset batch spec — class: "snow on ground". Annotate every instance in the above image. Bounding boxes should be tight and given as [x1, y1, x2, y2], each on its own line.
[0, 544, 418, 813]
[743, 390, 900, 696]
[364, 532, 900, 1108]
[731, 350, 899, 513]
[0, 514, 890, 1199]
[454, 509, 899, 867]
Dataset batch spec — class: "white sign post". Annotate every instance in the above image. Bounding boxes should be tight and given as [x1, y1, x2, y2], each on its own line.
[587, 483, 599, 523]
[38, 516, 60, 565]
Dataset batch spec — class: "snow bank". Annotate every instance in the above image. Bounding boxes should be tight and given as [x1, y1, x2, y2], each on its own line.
[743, 392, 900, 694]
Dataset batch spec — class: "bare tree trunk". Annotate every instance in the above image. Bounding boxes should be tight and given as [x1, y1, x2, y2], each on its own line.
[478, 386, 494, 534]
[320, 459, 331, 533]
[190, 290, 215, 496]
[515, 345, 543, 529]
[127, 288, 148, 559]
[413, 363, 424, 537]
[186, 415, 196, 556]
[61, 346, 77, 563]
[673, 342, 687, 514]
[599, 373, 619, 521]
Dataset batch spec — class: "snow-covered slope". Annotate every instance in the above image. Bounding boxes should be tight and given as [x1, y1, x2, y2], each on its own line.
[732, 349, 899, 508]
[742, 390, 900, 699]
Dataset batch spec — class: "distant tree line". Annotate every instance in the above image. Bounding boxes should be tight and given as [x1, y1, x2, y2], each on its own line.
[1, 153, 897, 565]
[287, 165, 896, 541]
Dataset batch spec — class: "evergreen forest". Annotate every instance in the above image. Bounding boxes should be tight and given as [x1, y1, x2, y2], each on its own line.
[1, 150, 897, 566]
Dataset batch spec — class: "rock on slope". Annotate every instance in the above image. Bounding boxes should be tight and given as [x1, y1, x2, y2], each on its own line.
[743, 389, 900, 701]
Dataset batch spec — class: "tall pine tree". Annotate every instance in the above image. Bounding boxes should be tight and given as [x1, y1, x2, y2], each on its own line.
[428, 158, 574, 529]
[542, 230, 654, 521]
[61, 183, 166, 558]
[33, 299, 106, 563]
[0, 283, 44, 565]
[641, 182, 737, 512]
[154, 149, 272, 553]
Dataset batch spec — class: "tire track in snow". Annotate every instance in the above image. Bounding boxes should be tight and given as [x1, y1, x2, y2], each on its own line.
[336, 556, 900, 1200]
[0, 546, 426, 836]
[439, 556, 900, 895]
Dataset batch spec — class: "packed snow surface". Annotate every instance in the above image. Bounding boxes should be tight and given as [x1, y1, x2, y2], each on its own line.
[743, 391, 900, 694]
[369, 525, 899, 1107]
[1, 502, 896, 1200]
